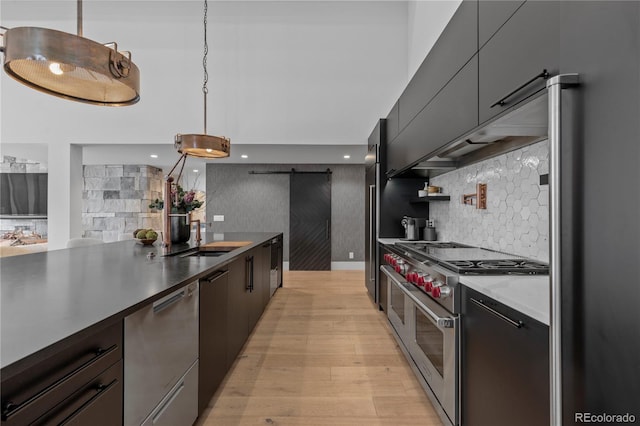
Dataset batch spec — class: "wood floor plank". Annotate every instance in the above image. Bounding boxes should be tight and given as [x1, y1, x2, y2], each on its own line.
[195, 270, 443, 426]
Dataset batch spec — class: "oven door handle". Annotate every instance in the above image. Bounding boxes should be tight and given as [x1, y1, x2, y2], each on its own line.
[414, 298, 456, 329]
[381, 265, 455, 329]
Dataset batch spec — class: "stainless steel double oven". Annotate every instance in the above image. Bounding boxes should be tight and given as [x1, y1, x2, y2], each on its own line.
[381, 262, 458, 426]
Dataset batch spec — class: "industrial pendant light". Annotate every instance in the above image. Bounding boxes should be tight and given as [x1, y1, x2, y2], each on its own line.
[163, 0, 229, 248]
[174, 0, 230, 159]
[0, 0, 140, 106]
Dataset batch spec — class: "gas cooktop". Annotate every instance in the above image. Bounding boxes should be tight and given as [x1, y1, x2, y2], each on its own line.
[395, 241, 549, 275]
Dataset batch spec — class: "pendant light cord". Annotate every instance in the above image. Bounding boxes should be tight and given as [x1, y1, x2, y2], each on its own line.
[77, 0, 83, 37]
[202, 0, 209, 135]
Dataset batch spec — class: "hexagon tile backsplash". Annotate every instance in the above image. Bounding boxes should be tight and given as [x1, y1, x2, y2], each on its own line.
[429, 139, 550, 262]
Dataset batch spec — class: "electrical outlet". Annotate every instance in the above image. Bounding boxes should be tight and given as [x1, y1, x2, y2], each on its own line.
[213, 215, 224, 222]
[349, 252, 354, 259]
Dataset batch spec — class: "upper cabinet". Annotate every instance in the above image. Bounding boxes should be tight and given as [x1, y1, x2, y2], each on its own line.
[398, 0, 478, 132]
[478, 1, 525, 48]
[478, 0, 560, 125]
[388, 57, 478, 175]
[386, 101, 400, 144]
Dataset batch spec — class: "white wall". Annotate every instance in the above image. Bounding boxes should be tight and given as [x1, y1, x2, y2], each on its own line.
[1, 1, 408, 146]
[1, 0, 408, 247]
[407, 0, 461, 81]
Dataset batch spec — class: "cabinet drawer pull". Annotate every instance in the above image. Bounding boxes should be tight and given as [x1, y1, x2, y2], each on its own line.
[151, 382, 185, 424]
[57, 379, 119, 426]
[1, 345, 118, 421]
[489, 69, 549, 108]
[470, 298, 523, 329]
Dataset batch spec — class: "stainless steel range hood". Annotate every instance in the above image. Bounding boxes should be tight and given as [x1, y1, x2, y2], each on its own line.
[410, 93, 548, 177]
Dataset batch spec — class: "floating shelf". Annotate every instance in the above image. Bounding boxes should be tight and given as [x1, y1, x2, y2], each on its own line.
[410, 195, 451, 203]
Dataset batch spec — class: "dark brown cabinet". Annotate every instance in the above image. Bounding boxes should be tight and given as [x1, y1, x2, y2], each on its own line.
[226, 255, 250, 366]
[1, 321, 123, 425]
[199, 269, 229, 415]
[478, 0, 560, 125]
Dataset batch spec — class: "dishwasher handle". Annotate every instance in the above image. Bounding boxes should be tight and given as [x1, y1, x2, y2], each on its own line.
[153, 282, 196, 314]
[470, 298, 523, 329]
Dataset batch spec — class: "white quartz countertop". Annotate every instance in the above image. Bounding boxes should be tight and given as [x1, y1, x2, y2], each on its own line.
[459, 275, 550, 325]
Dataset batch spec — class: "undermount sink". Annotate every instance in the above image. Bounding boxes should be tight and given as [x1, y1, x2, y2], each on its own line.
[182, 250, 229, 258]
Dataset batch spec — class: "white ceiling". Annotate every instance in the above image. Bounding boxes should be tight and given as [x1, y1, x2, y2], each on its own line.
[81, 143, 367, 169]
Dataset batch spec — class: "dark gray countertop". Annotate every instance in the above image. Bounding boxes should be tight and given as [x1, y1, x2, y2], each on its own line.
[0, 232, 280, 376]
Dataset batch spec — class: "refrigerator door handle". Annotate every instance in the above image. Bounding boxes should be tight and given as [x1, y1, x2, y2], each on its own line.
[369, 184, 375, 282]
[547, 73, 579, 426]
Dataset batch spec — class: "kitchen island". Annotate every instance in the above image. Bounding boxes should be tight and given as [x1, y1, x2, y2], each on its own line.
[0, 232, 282, 424]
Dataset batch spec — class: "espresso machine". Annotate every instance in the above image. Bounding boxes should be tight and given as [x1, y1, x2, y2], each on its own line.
[401, 216, 428, 240]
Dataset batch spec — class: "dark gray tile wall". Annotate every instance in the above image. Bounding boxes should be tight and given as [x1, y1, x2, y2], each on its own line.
[205, 163, 365, 262]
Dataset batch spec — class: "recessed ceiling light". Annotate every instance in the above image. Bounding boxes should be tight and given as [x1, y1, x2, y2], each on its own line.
[241, 154, 248, 159]
[193, 169, 199, 173]
[343, 155, 351, 159]
[150, 154, 158, 158]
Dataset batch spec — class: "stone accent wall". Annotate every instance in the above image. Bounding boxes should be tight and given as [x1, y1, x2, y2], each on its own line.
[82, 165, 163, 242]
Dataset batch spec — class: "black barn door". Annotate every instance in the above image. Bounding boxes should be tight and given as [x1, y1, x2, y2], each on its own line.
[289, 172, 331, 270]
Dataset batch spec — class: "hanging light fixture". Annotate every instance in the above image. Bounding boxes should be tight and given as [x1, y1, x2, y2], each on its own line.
[0, 0, 140, 106]
[174, 0, 230, 159]
[163, 0, 230, 248]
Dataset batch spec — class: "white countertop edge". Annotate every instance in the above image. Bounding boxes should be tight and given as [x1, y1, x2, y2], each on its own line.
[460, 275, 550, 326]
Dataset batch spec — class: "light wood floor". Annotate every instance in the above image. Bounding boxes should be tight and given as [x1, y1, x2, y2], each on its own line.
[196, 270, 443, 426]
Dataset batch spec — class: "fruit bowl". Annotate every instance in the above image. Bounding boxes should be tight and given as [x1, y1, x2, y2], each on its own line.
[136, 238, 157, 246]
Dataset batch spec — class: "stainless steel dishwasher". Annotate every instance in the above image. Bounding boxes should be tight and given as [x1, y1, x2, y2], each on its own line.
[124, 281, 199, 426]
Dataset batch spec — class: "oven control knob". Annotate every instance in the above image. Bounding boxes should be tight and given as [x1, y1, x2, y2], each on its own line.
[423, 278, 434, 292]
[397, 263, 409, 275]
[406, 272, 416, 283]
[431, 285, 452, 299]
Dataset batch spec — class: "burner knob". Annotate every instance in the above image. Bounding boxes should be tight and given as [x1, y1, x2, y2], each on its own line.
[397, 262, 409, 275]
[431, 284, 451, 299]
[384, 254, 390, 263]
[406, 272, 416, 283]
[423, 278, 434, 292]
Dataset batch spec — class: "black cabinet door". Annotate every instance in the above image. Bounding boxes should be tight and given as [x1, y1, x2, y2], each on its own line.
[388, 56, 478, 175]
[461, 286, 549, 426]
[248, 246, 270, 332]
[478, 0, 559, 125]
[199, 269, 228, 415]
[227, 256, 249, 366]
[478, 0, 525, 48]
[558, 2, 640, 423]
[386, 101, 399, 144]
[398, 0, 477, 132]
